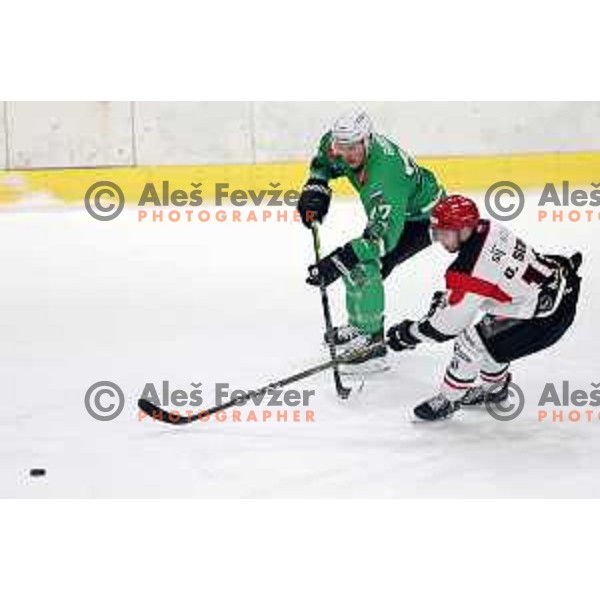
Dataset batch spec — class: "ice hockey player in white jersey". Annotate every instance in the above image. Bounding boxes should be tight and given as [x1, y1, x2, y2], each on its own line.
[386, 194, 582, 421]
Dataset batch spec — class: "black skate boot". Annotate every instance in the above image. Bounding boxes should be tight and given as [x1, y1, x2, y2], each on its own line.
[414, 394, 460, 421]
[569, 252, 582, 273]
[460, 373, 512, 407]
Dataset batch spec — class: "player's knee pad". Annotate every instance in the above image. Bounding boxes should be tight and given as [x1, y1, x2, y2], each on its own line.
[443, 327, 483, 388]
[468, 320, 510, 387]
[344, 259, 381, 290]
[453, 326, 486, 366]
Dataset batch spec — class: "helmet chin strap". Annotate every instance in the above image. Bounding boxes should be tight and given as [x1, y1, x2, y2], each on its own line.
[332, 136, 370, 173]
[354, 137, 371, 171]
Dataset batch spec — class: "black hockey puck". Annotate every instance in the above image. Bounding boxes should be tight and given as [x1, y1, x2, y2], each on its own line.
[29, 468, 46, 477]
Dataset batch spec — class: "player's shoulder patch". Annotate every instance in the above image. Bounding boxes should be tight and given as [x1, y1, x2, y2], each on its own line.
[446, 220, 490, 276]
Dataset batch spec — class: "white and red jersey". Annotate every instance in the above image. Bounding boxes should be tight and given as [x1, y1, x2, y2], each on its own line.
[413, 220, 566, 342]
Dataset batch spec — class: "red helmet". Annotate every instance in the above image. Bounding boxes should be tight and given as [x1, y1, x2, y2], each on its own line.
[430, 195, 480, 230]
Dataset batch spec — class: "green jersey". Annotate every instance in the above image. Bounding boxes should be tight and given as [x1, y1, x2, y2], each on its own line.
[309, 131, 443, 262]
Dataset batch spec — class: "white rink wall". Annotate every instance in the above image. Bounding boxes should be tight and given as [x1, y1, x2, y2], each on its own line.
[1, 101, 600, 169]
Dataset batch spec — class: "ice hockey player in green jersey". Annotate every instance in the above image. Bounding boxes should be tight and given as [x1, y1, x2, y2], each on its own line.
[298, 110, 444, 369]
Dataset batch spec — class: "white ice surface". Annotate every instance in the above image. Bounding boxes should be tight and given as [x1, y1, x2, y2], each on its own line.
[1, 195, 598, 498]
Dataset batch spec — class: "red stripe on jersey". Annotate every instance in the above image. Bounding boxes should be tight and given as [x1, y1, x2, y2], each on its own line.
[445, 271, 513, 306]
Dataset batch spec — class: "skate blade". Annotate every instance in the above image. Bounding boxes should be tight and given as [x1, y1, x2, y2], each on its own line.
[336, 376, 366, 405]
[409, 407, 464, 423]
[339, 358, 390, 377]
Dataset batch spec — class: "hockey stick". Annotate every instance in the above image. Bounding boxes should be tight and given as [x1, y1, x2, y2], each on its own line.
[137, 344, 382, 426]
[310, 223, 352, 400]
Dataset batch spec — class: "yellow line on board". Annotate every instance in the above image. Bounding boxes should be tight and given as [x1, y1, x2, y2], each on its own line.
[1, 151, 599, 205]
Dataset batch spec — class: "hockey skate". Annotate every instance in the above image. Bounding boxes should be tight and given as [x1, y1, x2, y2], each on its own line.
[336, 329, 389, 376]
[414, 394, 460, 421]
[415, 373, 513, 421]
[459, 373, 513, 407]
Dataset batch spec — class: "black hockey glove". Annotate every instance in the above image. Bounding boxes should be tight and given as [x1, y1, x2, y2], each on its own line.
[386, 320, 422, 352]
[298, 178, 332, 228]
[306, 242, 360, 288]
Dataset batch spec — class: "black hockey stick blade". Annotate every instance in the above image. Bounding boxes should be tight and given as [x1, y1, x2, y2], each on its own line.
[137, 342, 384, 426]
[137, 398, 200, 425]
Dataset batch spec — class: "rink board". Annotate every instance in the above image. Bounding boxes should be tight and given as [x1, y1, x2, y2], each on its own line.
[0, 151, 599, 205]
